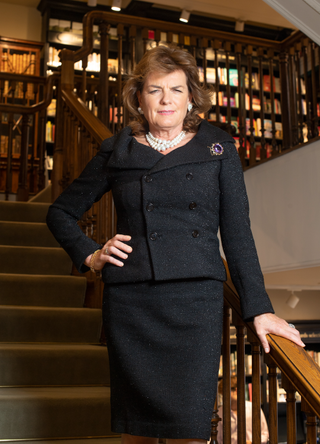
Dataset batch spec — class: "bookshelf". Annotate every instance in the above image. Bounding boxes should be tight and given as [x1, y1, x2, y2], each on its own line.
[0, 37, 43, 195]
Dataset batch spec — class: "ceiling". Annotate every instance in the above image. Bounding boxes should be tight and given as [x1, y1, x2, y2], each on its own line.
[2, 0, 296, 30]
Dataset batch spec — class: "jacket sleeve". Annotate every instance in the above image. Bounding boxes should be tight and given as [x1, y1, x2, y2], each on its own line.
[46, 148, 113, 273]
[219, 142, 274, 321]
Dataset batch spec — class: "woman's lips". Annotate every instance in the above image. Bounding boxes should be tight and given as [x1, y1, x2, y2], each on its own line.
[158, 110, 174, 115]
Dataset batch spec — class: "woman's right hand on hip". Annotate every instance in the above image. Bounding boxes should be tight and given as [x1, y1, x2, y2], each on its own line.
[85, 234, 132, 270]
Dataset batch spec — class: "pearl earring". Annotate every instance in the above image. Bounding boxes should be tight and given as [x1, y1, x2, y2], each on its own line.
[138, 107, 144, 115]
[187, 103, 193, 112]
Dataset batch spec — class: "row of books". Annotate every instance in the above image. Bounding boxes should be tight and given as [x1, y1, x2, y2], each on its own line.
[208, 114, 283, 140]
[0, 135, 21, 154]
[211, 91, 282, 114]
[218, 352, 253, 377]
[1, 79, 35, 101]
[306, 350, 320, 366]
[1, 50, 36, 75]
[199, 68, 282, 92]
[46, 121, 55, 143]
[48, 46, 122, 74]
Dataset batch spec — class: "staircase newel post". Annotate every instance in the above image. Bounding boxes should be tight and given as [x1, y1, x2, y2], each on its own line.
[51, 50, 75, 202]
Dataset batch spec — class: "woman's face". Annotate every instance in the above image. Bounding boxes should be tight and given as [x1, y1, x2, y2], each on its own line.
[137, 69, 192, 136]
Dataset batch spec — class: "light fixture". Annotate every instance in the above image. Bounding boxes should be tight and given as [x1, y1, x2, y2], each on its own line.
[235, 20, 245, 32]
[179, 10, 190, 23]
[111, 0, 122, 11]
[87, 0, 97, 6]
[286, 291, 300, 309]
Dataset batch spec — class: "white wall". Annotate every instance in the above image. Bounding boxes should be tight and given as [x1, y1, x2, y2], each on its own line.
[263, 0, 320, 45]
[0, 2, 42, 42]
[244, 139, 320, 273]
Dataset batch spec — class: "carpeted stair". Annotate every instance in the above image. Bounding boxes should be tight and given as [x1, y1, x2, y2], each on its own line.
[0, 194, 119, 443]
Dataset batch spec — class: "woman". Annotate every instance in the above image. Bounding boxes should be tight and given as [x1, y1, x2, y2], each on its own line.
[47, 45, 304, 444]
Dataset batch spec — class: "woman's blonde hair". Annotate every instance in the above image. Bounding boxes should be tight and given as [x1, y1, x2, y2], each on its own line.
[122, 45, 213, 135]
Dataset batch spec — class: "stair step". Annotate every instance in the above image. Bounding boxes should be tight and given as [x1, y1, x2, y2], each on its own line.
[0, 273, 86, 307]
[0, 344, 110, 386]
[24, 439, 121, 444]
[0, 245, 72, 275]
[0, 221, 59, 247]
[0, 306, 102, 343]
[0, 201, 50, 222]
[0, 386, 113, 440]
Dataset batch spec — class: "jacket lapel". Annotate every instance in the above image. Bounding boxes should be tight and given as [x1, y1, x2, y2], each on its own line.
[106, 120, 235, 172]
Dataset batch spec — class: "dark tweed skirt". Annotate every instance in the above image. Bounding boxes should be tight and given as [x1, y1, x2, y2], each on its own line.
[102, 278, 224, 440]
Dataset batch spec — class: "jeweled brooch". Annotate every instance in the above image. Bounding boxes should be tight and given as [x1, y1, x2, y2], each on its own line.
[208, 143, 224, 156]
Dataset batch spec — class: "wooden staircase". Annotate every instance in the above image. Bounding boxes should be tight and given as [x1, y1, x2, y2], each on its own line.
[0, 197, 118, 442]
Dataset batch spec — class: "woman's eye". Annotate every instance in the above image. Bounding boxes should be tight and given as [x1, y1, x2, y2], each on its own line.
[149, 89, 159, 94]
[174, 89, 182, 93]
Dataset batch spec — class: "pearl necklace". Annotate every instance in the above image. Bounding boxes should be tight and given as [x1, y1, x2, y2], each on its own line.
[146, 131, 186, 152]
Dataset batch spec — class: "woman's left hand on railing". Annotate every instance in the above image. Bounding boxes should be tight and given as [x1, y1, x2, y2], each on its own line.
[253, 312, 305, 353]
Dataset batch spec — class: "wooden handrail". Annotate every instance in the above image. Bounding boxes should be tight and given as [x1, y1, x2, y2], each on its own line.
[75, 10, 280, 63]
[223, 259, 320, 418]
[61, 89, 112, 144]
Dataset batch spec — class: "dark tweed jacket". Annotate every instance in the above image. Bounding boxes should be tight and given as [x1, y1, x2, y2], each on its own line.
[47, 120, 274, 321]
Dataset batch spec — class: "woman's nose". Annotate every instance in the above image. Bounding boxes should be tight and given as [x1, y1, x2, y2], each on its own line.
[160, 91, 171, 104]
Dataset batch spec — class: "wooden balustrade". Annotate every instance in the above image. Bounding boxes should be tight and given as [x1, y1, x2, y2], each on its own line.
[52, 11, 319, 177]
[217, 263, 320, 444]
[0, 72, 58, 200]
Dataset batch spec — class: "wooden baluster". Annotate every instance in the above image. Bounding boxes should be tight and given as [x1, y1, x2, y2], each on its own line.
[201, 38, 208, 88]
[99, 21, 110, 128]
[190, 36, 197, 59]
[129, 26, 136, 74]
[5, 113, 14, 200]
[264, 355, 278, 444]
[247, 331, 261, 444]
[279, 49, 292, 150]
[302, 38, 313, 140]
[224, 42, 231, 125]
[236, 43, 246, 167]
[233, 312, 246, 444]
[155, 30, 161, 47]
[11, 80, 16, 104]
[258, 47, 267, 159]
[211, 397, 221, 444]
[179, 33, 184, 49]
[22, 81, 28, 106]
[268, 49, 277, 155]
[281, 373, 296, 444]
[0, 79, 4, 102]
[310, 42, 319, 137]
[81, 55, 88, 103]
[213, 39, 220, 123]
[17, 114, 31, 201]
[247, 45, 256, 165]
[295, 43, 304, 143]
[301, 398, 317, 444]
[288, 47, 299, 146]
[37, 108, 46, 192]
[117, 24, 124, 133]
[142, 28, 149, 54]
[222, 303, 231, 444]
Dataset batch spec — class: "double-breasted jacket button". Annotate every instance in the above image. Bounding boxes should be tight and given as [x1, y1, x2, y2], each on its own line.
[189, 202, 197, 210]
[144, 175, 152, 183]
[192, 230, 199, 238]
[186, 173, 193, 180]
[149, 232, 157, 241]
[146, 203, 154, 212]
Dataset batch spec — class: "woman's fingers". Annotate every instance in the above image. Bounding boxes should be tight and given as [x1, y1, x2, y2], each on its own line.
[100, 234, 132, 267]
[253, 313, 305, 353]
